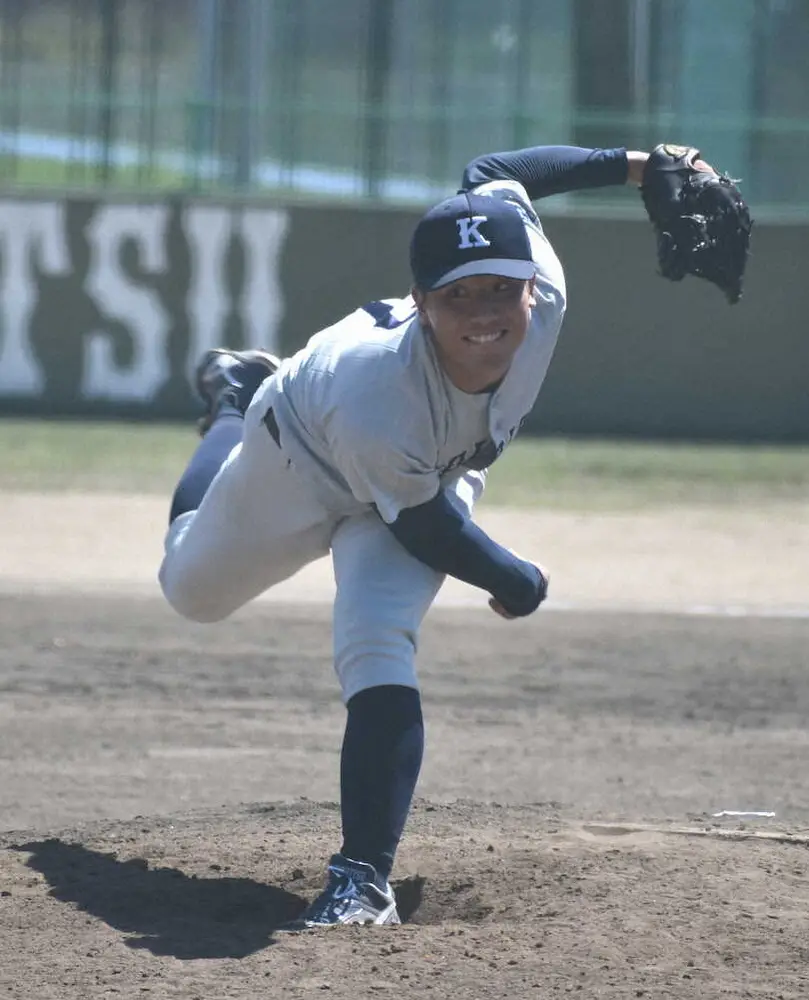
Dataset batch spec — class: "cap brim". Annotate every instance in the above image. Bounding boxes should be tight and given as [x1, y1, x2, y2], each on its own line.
[428, 258, 537, 291]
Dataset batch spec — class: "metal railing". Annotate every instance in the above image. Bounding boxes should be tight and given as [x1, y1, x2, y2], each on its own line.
[0, 0, 806, 213]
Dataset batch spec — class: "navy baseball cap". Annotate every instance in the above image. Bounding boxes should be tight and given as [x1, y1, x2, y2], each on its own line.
[410, 192, 536, 291]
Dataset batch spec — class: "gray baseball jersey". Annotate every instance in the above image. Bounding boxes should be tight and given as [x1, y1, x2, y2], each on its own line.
[267, 180, 566, 524]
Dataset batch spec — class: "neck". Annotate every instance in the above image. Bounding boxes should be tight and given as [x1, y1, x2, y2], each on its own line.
[439, 354, 508, 394]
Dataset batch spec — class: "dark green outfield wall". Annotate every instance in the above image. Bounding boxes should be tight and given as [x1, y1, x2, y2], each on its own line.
[281, 206, 809, 441]
[533, 216, 808, 441]
[0, 193, 805, 440]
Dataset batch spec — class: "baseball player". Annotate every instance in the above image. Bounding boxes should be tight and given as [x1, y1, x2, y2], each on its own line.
[159, 143, 749, 928]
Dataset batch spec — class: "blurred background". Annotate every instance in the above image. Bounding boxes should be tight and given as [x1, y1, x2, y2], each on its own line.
[0, 0, 806, 216]
[0, 0, 806, 440]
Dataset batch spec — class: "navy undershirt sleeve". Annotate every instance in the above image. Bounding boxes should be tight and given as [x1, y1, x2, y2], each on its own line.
[387, 492, 547, 618]
[460, 145, 629, 200]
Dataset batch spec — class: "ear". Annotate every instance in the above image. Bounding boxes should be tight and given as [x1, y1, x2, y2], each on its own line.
[527, 281, 537, 309]
[411, 285, 427, 316]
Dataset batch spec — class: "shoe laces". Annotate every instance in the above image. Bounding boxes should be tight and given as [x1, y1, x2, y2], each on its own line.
[304, 868, 362, 921]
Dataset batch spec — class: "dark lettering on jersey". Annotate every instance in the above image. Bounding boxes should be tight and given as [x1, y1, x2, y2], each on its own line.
[362, 300, 416, 329]
[463, 438, 500, 471]
[438, 416, 529, 476]
[439, 438, 498, 475]
[509, 414, 529, 440]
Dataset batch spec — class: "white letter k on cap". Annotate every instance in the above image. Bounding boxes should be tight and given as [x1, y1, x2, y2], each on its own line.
[456, 215, 491, 250]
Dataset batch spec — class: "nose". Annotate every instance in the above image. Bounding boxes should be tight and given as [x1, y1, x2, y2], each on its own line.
[465, 293, 504, 327]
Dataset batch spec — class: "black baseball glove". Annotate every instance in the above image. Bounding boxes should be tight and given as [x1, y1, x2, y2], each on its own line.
[640, 144, 752, 304]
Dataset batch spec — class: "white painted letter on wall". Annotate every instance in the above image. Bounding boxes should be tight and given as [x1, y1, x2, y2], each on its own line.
[0, 201, 71, 395]
[184, 206, 289, 384]
[83, 204, 171, 402]
[184, 206, 234, 384]
[238, 209, 289, 354]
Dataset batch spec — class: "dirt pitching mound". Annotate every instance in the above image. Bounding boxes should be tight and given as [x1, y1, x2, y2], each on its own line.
[2, 594, 809, 998]
[3, 801, 809, 999]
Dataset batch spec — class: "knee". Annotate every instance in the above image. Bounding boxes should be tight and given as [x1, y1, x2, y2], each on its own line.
[158, 557, 234, 623]
[334, 626, 420, 704]
[159, 511, 238, 623]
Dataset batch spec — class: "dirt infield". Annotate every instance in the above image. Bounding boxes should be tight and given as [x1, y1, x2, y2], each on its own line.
[3, 492, 808, 611]
[1, 495, 808, 998]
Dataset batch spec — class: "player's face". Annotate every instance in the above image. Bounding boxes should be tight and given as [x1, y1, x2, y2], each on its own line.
[414, 274, 536, 393]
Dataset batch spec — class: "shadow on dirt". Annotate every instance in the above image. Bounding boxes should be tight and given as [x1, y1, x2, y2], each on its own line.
[392, 873, 425, 922]
[13, 839, 307, 958]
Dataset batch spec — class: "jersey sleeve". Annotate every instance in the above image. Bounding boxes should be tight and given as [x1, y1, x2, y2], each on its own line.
[460, 145, 628, 200]
[324, 389, 441, 524]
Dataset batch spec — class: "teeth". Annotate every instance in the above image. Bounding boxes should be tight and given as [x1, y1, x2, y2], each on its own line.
[467, 331, 503, 344]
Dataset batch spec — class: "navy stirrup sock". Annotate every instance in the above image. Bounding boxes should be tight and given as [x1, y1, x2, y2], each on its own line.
[169, 415, 243, 523]
[339, 684, 424, 882]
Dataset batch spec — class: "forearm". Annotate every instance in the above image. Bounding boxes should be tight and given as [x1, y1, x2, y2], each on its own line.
[388, 492, 546, 617]
[462, 145, 647, 199]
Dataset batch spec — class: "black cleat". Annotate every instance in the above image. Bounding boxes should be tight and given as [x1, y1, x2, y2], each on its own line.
[194, 348, 280, 436]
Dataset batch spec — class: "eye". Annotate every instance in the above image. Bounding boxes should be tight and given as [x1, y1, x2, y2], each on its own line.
[494, 279, 521, 296]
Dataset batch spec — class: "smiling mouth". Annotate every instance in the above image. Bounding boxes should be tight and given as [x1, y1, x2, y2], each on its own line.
[464, 330, 507, 345]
